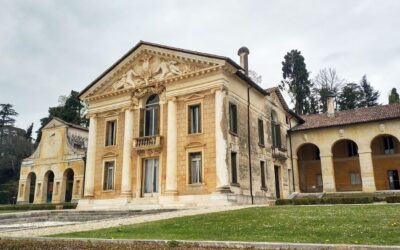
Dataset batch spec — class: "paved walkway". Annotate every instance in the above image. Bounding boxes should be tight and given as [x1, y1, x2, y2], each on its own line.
[0, 205, 250, 237]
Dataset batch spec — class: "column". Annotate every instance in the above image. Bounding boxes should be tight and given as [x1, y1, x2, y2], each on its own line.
[84, 115, 97, 197]
[358, 151, 376, 192]
[320, 154, 336, 192]
[215, 88, 230, 191]
[165, 98, 178, 194]
[292, 157, 300, 192]
[121, 109, 134, 196]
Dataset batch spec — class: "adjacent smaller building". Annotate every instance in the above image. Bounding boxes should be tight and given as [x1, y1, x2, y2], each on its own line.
[17, 118, 88, 204]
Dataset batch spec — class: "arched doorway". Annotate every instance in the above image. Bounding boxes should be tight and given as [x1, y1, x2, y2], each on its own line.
[297, 143, 322, 192]
[44, 171, 55, 203]
[64, 169, 74, 202]
[332, 139, 362, 191]
[27, 172, 36, 203]
[371, 134, 400, 190]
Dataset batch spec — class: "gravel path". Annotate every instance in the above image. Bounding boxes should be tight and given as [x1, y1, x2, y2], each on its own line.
[0, 205, 251, 238]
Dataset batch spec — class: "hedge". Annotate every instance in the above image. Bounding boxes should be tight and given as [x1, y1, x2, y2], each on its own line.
[0, 203, 77, 211]
[385, 196, 400, 203]
[275, 196, 375, 206]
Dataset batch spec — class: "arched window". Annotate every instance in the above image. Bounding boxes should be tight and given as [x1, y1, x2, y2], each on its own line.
[141, 94, 160, 136]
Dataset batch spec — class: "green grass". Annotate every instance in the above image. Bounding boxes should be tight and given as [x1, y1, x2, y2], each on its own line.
[53, 204, 400, 245]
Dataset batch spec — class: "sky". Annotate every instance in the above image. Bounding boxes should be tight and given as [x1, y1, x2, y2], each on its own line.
[1, 0, 400, 133]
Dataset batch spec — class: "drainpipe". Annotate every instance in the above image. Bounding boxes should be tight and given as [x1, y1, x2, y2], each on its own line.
[247, 86, 254, 204]
[288, 116, 296, 193]
[82, 152, 87, 198]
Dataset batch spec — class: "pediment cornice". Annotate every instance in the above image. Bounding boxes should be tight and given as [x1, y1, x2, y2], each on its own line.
[83, 47, 226, 102]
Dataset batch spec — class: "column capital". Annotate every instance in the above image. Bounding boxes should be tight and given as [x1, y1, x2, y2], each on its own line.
[211, 86, 227, 94]
[167, 96, 177, 102]
[320, 154, 333, 158]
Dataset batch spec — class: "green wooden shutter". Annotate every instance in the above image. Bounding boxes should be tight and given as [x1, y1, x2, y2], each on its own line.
[155, 106, 160, 135]
[139, 108, 144, 137]
[275, 124, 281, 149]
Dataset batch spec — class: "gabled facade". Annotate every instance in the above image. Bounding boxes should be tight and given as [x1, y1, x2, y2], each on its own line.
[78, 41, 298, 209]
[17, 118, 88, 204]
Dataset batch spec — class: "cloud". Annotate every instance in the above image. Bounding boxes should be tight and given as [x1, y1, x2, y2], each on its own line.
[1, 0, 399, 132]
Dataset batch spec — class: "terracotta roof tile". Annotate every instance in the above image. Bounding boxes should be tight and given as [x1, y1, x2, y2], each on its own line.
[291, 103, 400, 131]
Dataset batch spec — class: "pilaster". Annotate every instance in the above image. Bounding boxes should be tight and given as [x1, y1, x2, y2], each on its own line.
[165, 97, 178, 194]
[320, 154, 336, 192]
[84, 115, 97, 197]
[358, 150, 376, 192]
[121, 109, 134, 196]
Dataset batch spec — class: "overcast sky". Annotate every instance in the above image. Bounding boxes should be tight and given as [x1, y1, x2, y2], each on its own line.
[1, 0, 400, 133]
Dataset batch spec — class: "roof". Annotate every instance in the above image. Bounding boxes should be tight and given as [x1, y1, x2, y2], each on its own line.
[78, 40, 268, 98]
[265, 87, 303, 121]
[41, 117, 88, 132]
[291, 103, 400, 132]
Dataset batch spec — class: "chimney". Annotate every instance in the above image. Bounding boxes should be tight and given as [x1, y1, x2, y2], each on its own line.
[327, 93, 335, 117]
[237, 46, 250, 75]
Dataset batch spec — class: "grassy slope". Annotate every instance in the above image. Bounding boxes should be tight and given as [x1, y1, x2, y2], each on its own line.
[54, 204, 400, 245]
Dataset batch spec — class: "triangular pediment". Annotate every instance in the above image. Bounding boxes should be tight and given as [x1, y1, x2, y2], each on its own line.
[81, 42, 227, 100]
[42, 118, 68, 130]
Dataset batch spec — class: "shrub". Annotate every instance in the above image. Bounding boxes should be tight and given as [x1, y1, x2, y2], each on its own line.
[275, 199, 293, 205]
[276, 196, 374, 206]
[0, 203, 77, 211]
[386, 196, 400, 203]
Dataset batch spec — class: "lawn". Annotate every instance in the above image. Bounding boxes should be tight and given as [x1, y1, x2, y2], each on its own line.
[53, 204, 400, 245]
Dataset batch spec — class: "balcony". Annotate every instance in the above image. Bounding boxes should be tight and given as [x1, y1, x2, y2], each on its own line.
[133, 136, 162, 150]
[272, 146, 288, 160]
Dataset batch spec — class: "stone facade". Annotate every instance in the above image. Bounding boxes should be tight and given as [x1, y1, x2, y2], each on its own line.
[77, 41, 296, 209]
[291, 111, 400, 193]
[17, 118, 87, 204]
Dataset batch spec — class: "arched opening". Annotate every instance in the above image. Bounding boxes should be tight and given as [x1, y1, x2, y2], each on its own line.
[64, 169, 74, 202]
[142, 94, 160, 137]
[332, 139, 362, 191]
[297, 143, 322, 192]
[27, 172, 36, 204]
[44, 171, 55, 203]
[371, 134, 400, 190]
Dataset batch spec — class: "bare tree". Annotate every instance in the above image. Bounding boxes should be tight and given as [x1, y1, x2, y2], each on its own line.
[248, 70, 262, 84]
[312, 68, 345, 113]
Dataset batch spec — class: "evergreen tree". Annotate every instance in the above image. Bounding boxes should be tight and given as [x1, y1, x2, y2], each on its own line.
[280, 50, 313, 115]
[359, 75, 379, 107]
[37, 90, 88, 143]
[312, 68, 344, 113]
[337, 83, 362, 110]
[25, 123, 33, 140]
[388, 88, 400, 104]
[0, 104, 18, 138]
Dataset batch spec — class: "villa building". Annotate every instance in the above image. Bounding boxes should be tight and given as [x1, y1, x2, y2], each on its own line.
[291, 99, 400, 194]
[17, 118, 87, 204]
[77, 41, 298, 209]
[17, 41, 400, 207]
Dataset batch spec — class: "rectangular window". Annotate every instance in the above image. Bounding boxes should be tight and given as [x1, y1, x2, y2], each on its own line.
[260, 161, 266, 189]
[347, 141, 358, 157]
[258, 119, 265, 146]
[188, 104, 202, 134]
[231, 152, 238, 184]
[316, 174, 323, 187]
[384, 136, 395, 154]
[103, 161, 115, 190]
[105, 120, 117, 146]
[229, 103, 238, 134]
[189, 152, 202, 184]
[350, 173, 361, 185]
